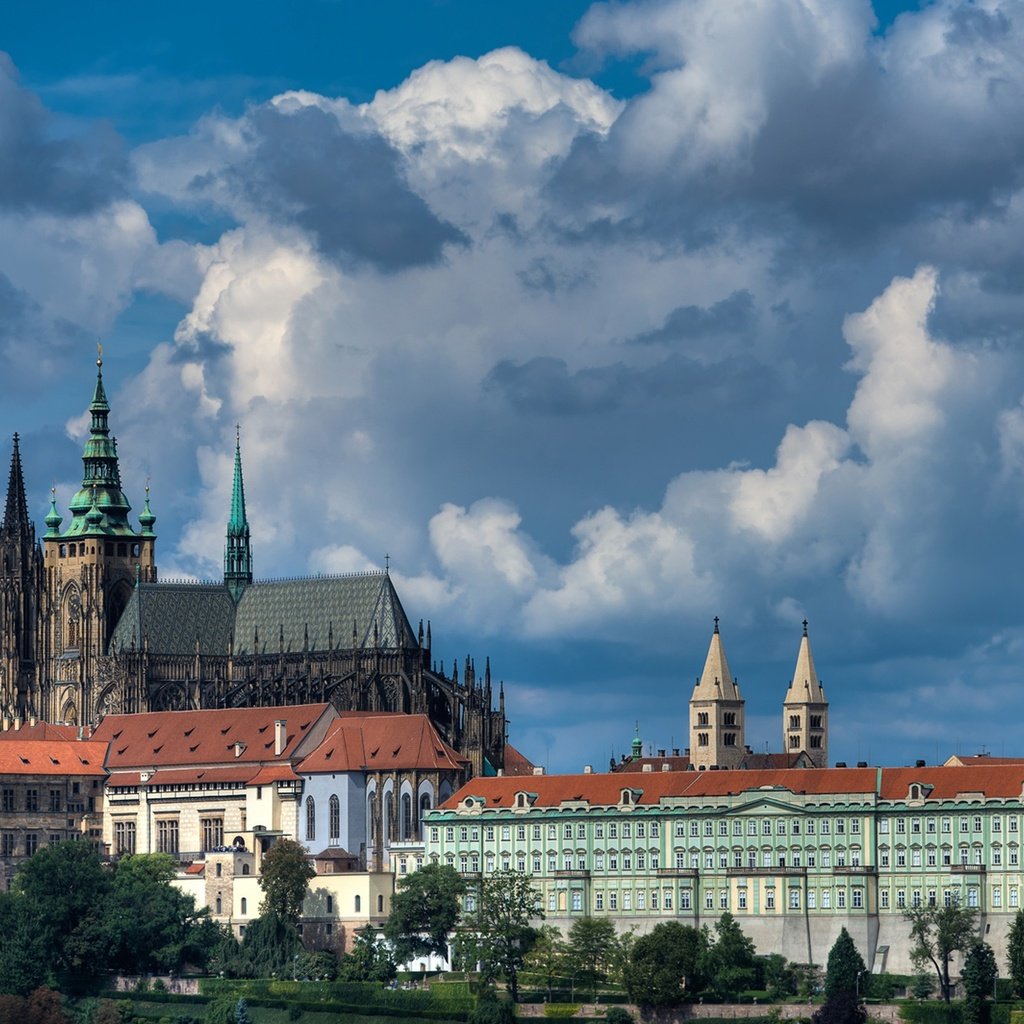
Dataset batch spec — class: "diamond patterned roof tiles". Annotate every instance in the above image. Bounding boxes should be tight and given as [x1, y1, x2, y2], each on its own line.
[109, 583, 236, 655]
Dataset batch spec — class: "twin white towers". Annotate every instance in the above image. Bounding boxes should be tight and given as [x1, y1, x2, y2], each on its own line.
[688, 618, 828, 770]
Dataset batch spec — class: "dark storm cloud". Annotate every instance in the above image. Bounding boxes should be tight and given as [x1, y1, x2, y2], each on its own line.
[0, 53, 129, 214]
[231, 105, 466, 272]
[483, 351, 772, 415]
[629, 290, 755, 345]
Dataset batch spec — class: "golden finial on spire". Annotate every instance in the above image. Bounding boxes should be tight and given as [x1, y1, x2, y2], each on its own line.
[97, 341, 103, 368]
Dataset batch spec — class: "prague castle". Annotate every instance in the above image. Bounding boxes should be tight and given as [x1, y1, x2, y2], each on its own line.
[0, 354, 507, 777]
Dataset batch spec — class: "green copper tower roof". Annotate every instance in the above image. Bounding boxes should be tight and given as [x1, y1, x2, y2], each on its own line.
[224, 427, 253, 598]
[63, 348, 138, 538]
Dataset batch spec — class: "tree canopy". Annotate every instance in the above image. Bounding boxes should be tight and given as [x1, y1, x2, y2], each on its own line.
[905, 898, 980, 1002]
[258, 840, 315, 923]
[962, 942, 997, 1024]
[625, 921, 706, 1007]
[702, 913, 758, 1000]
[460, 870, 540, 1003]
[1008, 909, 1024, 997]
[567, 916, 617, 1001]
[825, 928, 867, 1000]
[384, 863, 465, 965]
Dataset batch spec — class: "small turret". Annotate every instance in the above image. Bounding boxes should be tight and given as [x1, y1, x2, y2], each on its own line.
[138, 481, 156, 535]
[631, 723, 643, 759]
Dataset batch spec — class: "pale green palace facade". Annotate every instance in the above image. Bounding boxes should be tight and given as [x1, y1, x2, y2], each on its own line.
[418, 762, 1024, 974]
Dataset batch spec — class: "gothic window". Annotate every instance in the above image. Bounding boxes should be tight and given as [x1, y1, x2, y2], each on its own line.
[697, 712, 708, 726]
[401, 793, 413, 839]
[329, 795, 340, 841]
[306, 796, 316, 841]
[789, 715, 801, 729]
[723, 712, 736, 726]
[810, 736, 822, 748]
[698, 732, 709, 747]
[65, 588, 81, 649]
[810, 715, 822, 728]
[723, 733, 736, 746]
[419, 792, 432, 829]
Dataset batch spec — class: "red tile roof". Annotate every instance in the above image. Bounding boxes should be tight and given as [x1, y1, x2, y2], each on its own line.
[0, 722, 86, 741]
[0, 740, 108, 776]
[502, 744, 536, 776]
[444, 763, 1024, 810]
[879, 765, 1024, 800]
[299, 714, 468, 774]
[93, 704, 334, 768]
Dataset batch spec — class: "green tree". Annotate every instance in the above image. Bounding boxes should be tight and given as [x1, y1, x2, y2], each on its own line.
[763, 954, 797, 1000]
[824, 928, 867, 999]
[702, 913, 758, 1000]
[106, 854, 218, 974]
[337, 926, 397, 984]
[625, 921, 706, 1007]
[462, 870, 541, 1003]
[812, 991, 867, 1024]
[0, 891, 49, 995]
[9, 841, 111, 989]
[905, 898, 979, 1002]
[228, 912, 302, 978]
[467, 988, 515, 1024]
[383, 863, 465, 965]
[1007, 909, 1024, 997]
[962, 942, 997, 1024]
[258, 840, 315, 923]
[522, 925, 566, 1001]
[567, 916, 617, 1000]
[911, 973, 935, 1000]
[294, 949, 339, 981]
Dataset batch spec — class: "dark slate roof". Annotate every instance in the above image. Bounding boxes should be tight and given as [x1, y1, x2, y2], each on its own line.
[233, 572, 415, 655]
[109, 583, 236, 656]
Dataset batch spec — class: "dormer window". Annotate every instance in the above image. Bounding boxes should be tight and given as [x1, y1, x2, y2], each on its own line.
[621, 790, 632, 805]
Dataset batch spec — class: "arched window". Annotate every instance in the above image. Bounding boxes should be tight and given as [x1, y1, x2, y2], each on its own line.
[355, 894, 361, 912]
[240, 897, 247, 914]
[306, 796, 316, 841]
[215, 896, 222, 914]
[242, 863, 250, 875]
[401, 793, 412, 839]
[326, 895, 333, 913]
[419, 792, 432, 830]
[383, 792, 393, 845]
[377, 894, 384, 913]
[329, 794, 340, 841]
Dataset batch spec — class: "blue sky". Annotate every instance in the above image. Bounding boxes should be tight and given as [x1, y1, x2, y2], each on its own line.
[3, 0, 1023, 772]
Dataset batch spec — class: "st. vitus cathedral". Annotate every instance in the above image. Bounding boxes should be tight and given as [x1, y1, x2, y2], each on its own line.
[0, 354, 507, 776]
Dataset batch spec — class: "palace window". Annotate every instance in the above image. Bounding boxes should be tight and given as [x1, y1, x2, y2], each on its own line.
[533, 825, 541, 840]
[595, 892, 604, 911]
[664, 888, 673, 910]
[852, 889, 863, 909]
[202, 817, 224, 851]
[1011, 887, 1019, 909]
[1, 789, 13, 812]
[766, 890, 776, 910]
[968, 887, 980, 908]
[680, 889, 691, 910]
[305, 797, 316, 841]
[705, 891, 714, 910]
[157, 819, 179, 855]
[880, 890, 889, 909]
[994, 887, 1003, 909]
[822, 889, 831, 909]
[790, 889, 800, 910]
[25, 789, 38, 812]
[837, 889, 846, 909]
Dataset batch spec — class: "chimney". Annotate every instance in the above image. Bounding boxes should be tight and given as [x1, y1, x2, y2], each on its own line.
[497, 768, 504, 777]
[583, 765, 593, 774]
[274, 720, 286, 756]
[1, 718, 8, 732]
[13, 717, 21, 731]
[915, 759, 926, 768]
[672, 748, 680, 757]
[29, 715, 36, 727]
[532, 766, 544, 776]
[857, 761, 868, 768]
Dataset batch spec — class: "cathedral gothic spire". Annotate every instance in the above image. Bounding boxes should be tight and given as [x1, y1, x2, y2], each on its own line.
[224, 427, 253, 600]
[783, 620, 829, 767]
[2, 434, 30, 542]
[689, 617, 746, 769]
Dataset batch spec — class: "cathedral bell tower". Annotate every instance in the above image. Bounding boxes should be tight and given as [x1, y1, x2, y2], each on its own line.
[40, 348, 157, 723]
[782, 620, 828, 768]
[689, 617, 746, 770]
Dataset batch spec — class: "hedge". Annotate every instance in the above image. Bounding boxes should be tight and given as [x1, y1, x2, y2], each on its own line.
[544, 1007, 581, 1019]
[197, 980, 472, 1015]
[899, 1003, 964, 1024]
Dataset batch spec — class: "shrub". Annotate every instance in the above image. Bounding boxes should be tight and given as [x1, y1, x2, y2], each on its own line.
[544, 1007, 580, 1019]
[603, 1009, 633, 1024]
[899, 1003, 964, 1024]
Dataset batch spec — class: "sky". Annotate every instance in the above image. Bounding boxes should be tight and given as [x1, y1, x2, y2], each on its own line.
[2, 0, 1024, 773]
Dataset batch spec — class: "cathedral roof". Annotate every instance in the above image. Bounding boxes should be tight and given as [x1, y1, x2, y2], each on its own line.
[109, 582, 236, 656]
[298, 713, 467, 774]
[232, 572, 415, 654]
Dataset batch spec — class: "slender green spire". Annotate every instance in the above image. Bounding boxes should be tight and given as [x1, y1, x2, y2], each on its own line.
[64, 345, 136, 537]
[224, 425, 252, 599]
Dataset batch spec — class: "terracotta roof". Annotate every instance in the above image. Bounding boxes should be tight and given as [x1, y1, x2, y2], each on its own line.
[299, 714, 467, 774]
[184, 863, 205, 875]
[0, 740, 108, 776]
[442, 766, 881, 809]
[93, 704, 334, 768]
[107, 766, 258, 786]
[944, 755, 1024, 767]
[0, 722, 85, 741]
[249, 763, 300, 784]
[610, 752, 808, 774]
[879, 765, 1024, 800]
[502, 744, 536, 776]
[444, 763, 1024, 810]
